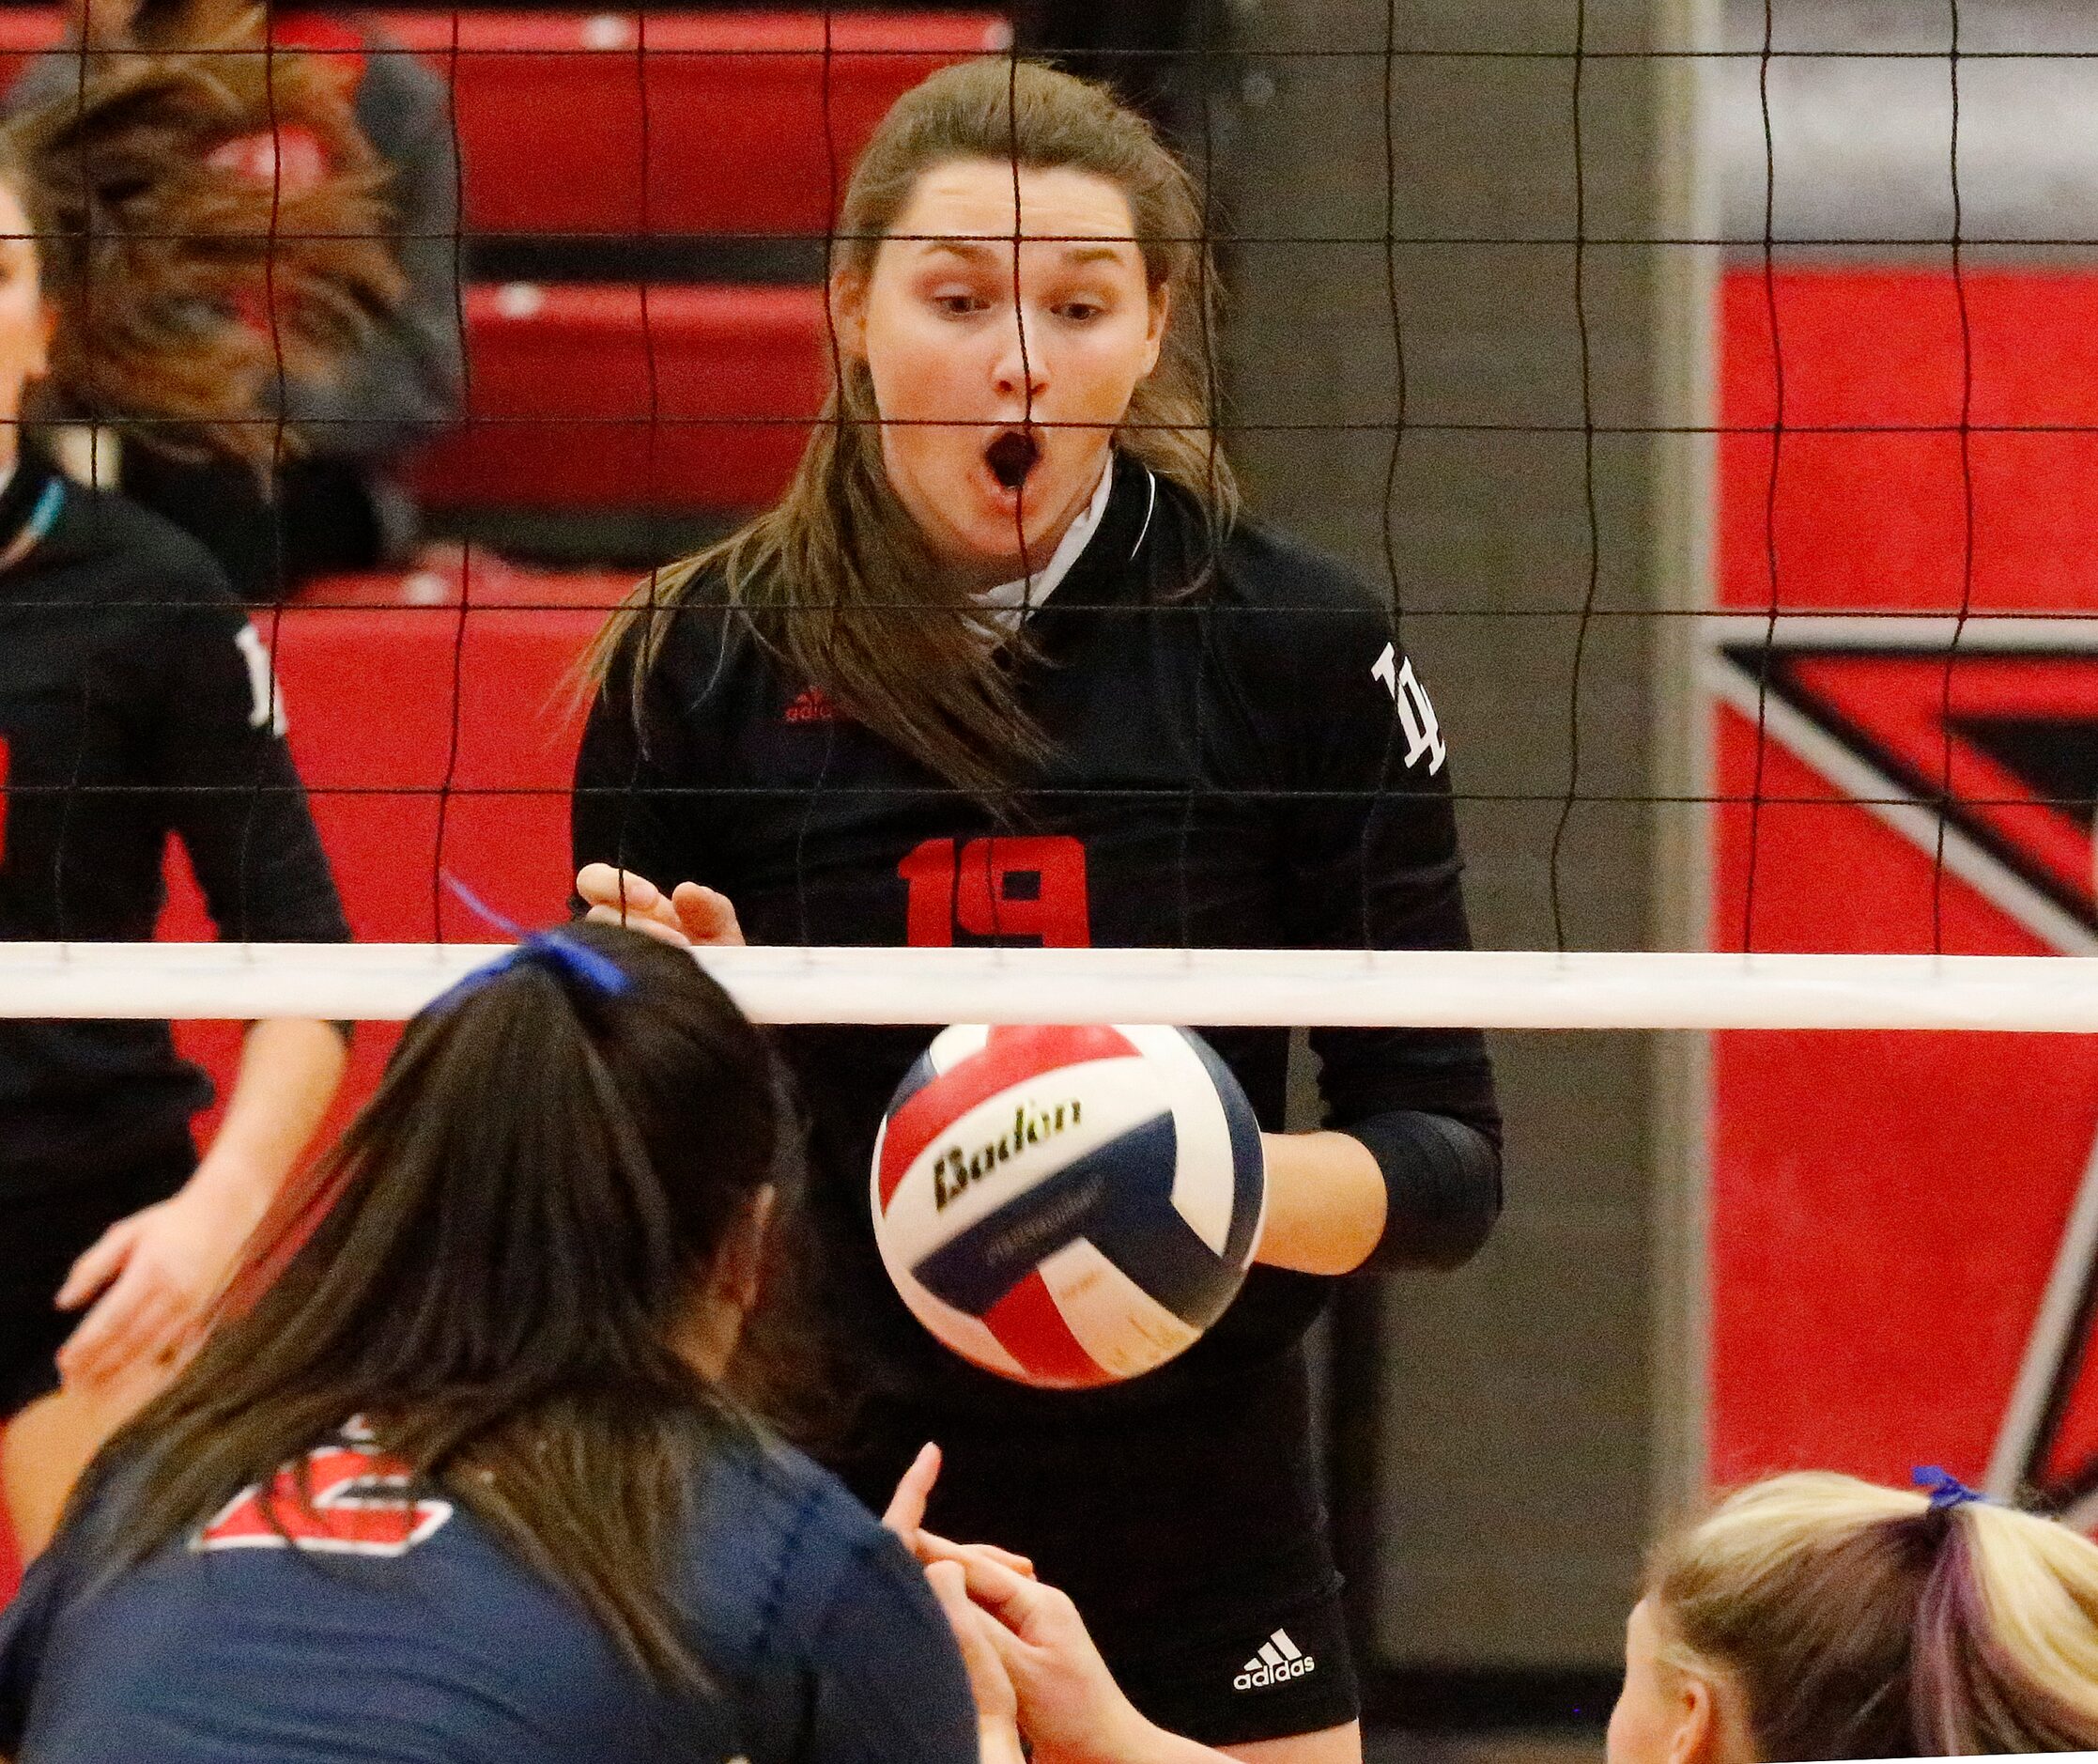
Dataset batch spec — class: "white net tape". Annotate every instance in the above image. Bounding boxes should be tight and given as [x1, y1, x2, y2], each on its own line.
[8, 943, 2098, 1031]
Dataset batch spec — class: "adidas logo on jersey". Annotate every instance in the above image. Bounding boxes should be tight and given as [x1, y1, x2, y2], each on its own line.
[784, 687, 841, 724]
[1234, 1629, 1315, 1690]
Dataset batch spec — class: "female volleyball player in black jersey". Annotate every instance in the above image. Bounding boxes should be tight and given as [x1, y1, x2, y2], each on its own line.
[574, 58, 1501, 1762]
[0, 46, 397, 1545]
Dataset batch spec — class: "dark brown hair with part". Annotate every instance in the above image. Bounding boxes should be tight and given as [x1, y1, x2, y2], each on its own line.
[68, 923, 798, 1688]
[0, 3, 400, 470]
[1645, 1471, 2098, 1758]
[584, 55, 1236, 800]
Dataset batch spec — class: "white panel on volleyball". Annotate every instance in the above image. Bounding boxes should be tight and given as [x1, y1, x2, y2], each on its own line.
[1123, 1024, 1240, 1257]
[925, 1023, 990, 1072]
[1037, 1238, 1202, 1379]
[874, 1053, 1164, 1271]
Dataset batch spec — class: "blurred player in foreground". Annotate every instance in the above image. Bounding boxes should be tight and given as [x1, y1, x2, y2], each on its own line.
[0, 924, 987, 1763]
[575, 57, 1502, 1763]
[918, 1466, 2098, 1764]
[0, 33, 399, 1546]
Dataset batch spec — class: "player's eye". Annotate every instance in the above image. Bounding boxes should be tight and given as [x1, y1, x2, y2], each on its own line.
[1056, 300, 1104, 323]
[933, 291, 988, 317]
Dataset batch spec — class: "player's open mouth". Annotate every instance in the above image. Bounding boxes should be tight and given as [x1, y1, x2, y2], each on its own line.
[985, 427, 1041, 493]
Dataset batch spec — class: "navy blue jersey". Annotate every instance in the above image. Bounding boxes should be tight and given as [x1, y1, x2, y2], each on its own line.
[0, 1424, 978, 1764]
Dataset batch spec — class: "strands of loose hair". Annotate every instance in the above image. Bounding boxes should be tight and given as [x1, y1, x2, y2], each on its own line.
[2, 5, 402, 471]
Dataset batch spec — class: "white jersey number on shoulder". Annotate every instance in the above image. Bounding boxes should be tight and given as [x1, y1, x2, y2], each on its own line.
[1372, 642, 1446, 776]
[234, 623, 288, 736]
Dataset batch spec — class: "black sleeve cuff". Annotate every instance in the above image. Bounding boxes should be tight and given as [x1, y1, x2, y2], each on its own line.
[1340, 1109, 1504, 1274]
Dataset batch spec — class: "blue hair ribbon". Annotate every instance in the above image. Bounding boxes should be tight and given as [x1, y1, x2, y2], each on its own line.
[1912, 1465, 1987, 1512]
[433, 873, 633, 1006]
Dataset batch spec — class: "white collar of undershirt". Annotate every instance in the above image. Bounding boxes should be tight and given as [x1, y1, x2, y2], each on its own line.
[971, 454, 1116, 632]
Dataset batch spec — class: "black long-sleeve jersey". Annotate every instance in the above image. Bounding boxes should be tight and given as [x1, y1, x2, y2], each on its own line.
[574, 451, 1502, 1418]
[0, 450, 349, 1194]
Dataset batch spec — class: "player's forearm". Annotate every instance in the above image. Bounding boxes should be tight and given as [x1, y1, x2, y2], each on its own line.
[1255, 1112, 1503, 1276]
[1252, 1130, 1388, 1275]
[189, 1018, 347, 1208]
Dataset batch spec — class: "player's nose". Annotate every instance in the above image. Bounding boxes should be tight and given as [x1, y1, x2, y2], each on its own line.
[989, 307, 1051, 404]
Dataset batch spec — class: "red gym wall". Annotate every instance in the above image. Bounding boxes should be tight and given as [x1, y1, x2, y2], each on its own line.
[1706, 266, 2098, 1496]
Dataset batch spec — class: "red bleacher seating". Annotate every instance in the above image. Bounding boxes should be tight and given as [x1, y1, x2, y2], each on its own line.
[409, 281, 827, 511]
[375, 9, 1007, 236]
[0, 9, 1007, 236]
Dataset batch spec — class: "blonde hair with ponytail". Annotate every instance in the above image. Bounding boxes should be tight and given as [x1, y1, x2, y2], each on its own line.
[1646, 1471, 2098, 1758]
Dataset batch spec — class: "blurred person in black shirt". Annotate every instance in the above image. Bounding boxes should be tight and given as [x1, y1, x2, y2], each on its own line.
[11, 0, 463, 601]
[0, 39, 398, 1545]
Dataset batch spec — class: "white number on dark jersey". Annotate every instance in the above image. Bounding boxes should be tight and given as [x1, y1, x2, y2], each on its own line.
[1372, 642, 1446, 776]
[234, 623, 288, 735]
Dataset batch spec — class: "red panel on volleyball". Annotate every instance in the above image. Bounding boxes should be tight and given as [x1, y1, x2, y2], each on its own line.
[408, 283, 828, 511]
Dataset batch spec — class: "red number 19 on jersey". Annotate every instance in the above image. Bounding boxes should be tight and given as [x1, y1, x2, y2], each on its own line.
[898, 836, 1090, 947]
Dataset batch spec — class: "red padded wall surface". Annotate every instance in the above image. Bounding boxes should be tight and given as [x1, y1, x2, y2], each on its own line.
[160, 563, 628, 1144]
[1709, 267, 2098, 1492]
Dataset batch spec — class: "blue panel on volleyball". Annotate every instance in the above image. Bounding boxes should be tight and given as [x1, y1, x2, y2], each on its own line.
[909, 1111, 1234, 1324]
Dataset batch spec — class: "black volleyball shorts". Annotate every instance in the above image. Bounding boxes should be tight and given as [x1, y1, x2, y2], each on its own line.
[1, 1144, 194, 1417]
[837, 1350, 1361, 1747]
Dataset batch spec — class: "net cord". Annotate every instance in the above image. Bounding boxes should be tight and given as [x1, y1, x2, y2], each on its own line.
[9, 943, 2098, 1030]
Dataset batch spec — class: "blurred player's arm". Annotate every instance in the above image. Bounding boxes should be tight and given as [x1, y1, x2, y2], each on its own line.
[57, 593, 347, 1385]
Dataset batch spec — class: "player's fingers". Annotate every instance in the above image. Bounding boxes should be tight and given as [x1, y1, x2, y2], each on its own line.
[582, 903, 692, 948]
[54, 1217, 139, 1310]
[947, 1546, 1058, 1620]
[881, 1441, 940, 1541]
[58, 1274, 175, 1385]
[576, 862, 659, 910]
[926, 1561, 1021, 1723]
[671, 882, 745, 947]
[576, 864, 686, 931]
[918, 1529, 1036, 1578]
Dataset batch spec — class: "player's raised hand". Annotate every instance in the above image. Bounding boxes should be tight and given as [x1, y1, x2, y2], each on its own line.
[575, 863, 745, 948]
[945, 1551, 1216, 1764]
[885, 1443, 1038, 1579]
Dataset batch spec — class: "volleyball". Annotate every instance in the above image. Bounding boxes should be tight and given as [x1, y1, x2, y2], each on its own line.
[870, 1024, 1267, 1389]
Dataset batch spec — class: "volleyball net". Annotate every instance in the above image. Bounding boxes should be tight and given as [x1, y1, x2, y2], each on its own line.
[8, 0, 2098, 1668]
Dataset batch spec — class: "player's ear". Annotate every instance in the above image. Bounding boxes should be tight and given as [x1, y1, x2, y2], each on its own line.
[829, 266, 871, 364]
[1139, 283, 1169, 379]
[31, 297, 54, 379]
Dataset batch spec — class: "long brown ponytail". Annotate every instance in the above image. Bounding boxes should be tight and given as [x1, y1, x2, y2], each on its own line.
[585, 56, 1237, 799]
[2, 3, 401, 470]
[71, 923, 797, 1688]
